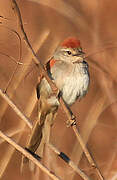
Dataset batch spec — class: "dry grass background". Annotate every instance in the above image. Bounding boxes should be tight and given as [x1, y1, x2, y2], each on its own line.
[0, 0, 117, 180]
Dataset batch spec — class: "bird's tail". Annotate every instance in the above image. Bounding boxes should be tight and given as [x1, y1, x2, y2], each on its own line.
[20, 111, 56, 173]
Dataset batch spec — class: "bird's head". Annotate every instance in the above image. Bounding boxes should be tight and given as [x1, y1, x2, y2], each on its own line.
[54, 37, 85, 64]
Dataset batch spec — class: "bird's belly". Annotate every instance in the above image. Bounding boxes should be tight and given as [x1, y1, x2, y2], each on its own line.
[61, 74, 89, 105]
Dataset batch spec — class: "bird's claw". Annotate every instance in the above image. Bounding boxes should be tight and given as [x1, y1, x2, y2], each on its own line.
[66, 115, 76, 127]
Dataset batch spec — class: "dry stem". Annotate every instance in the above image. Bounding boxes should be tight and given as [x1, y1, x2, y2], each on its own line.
[0, 88, 32, 129]
[48, 144, 91, 180]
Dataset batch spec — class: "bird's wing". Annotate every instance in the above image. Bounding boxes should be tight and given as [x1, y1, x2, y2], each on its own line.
[36, 82, 41, 99]
[36, 74, 45, 99]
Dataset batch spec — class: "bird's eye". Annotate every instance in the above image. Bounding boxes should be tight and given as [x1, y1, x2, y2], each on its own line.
[66, 51, 72, 55]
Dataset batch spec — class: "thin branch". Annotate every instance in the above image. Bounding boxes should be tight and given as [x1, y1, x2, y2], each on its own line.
[0, 51, 34, 66]
[72, 126, 105, 180]
[72, 126, 95, 167]
[0, 88, 32, 129]
[48, 144, 91, 180]
[0, 127, 25, 144]
[4, 64, 19, 93]
[0, 130, 61, 180]
[0, 133, 21, 178]
[11, 1, 104, 180]
[0, 24, 22, 62]
[0, 51, 23, 65]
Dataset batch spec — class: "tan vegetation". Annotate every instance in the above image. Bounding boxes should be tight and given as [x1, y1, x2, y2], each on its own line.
[0, 0, 117, 180]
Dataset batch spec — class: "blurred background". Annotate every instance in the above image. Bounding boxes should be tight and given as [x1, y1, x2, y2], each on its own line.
[0, 0, 117, 179]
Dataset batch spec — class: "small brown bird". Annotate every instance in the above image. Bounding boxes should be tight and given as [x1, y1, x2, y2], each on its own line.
[22, 37, 90, 167]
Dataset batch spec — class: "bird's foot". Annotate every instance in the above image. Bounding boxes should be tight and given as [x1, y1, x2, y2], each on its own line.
[66, 115, 76, 127]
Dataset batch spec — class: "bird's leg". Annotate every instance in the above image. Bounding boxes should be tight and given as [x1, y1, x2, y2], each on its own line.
[61, 101, 76, 127]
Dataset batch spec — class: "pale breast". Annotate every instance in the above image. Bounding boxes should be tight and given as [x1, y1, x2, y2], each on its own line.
[51, 62, 90, 106]
[62, 72, 89, 105]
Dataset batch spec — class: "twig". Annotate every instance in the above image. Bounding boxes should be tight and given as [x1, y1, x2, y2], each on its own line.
[72, 125, 95, 167]
[48, 144, 91, 180]
[0, 88, 32, 129]
[0, 130, 61, 180]
[0, 24, 22, 62]
[0, 127, 25, 144]
[0, 51, 23, 65]
[72, 126, 105, 180]
[11, 1, 104, 180]
[4, 64, 19, 93]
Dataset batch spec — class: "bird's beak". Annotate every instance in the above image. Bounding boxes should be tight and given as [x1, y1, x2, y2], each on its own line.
[72, 51, 85, 64]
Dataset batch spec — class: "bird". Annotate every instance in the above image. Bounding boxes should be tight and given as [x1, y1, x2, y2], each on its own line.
[22, 37, 90, 167]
